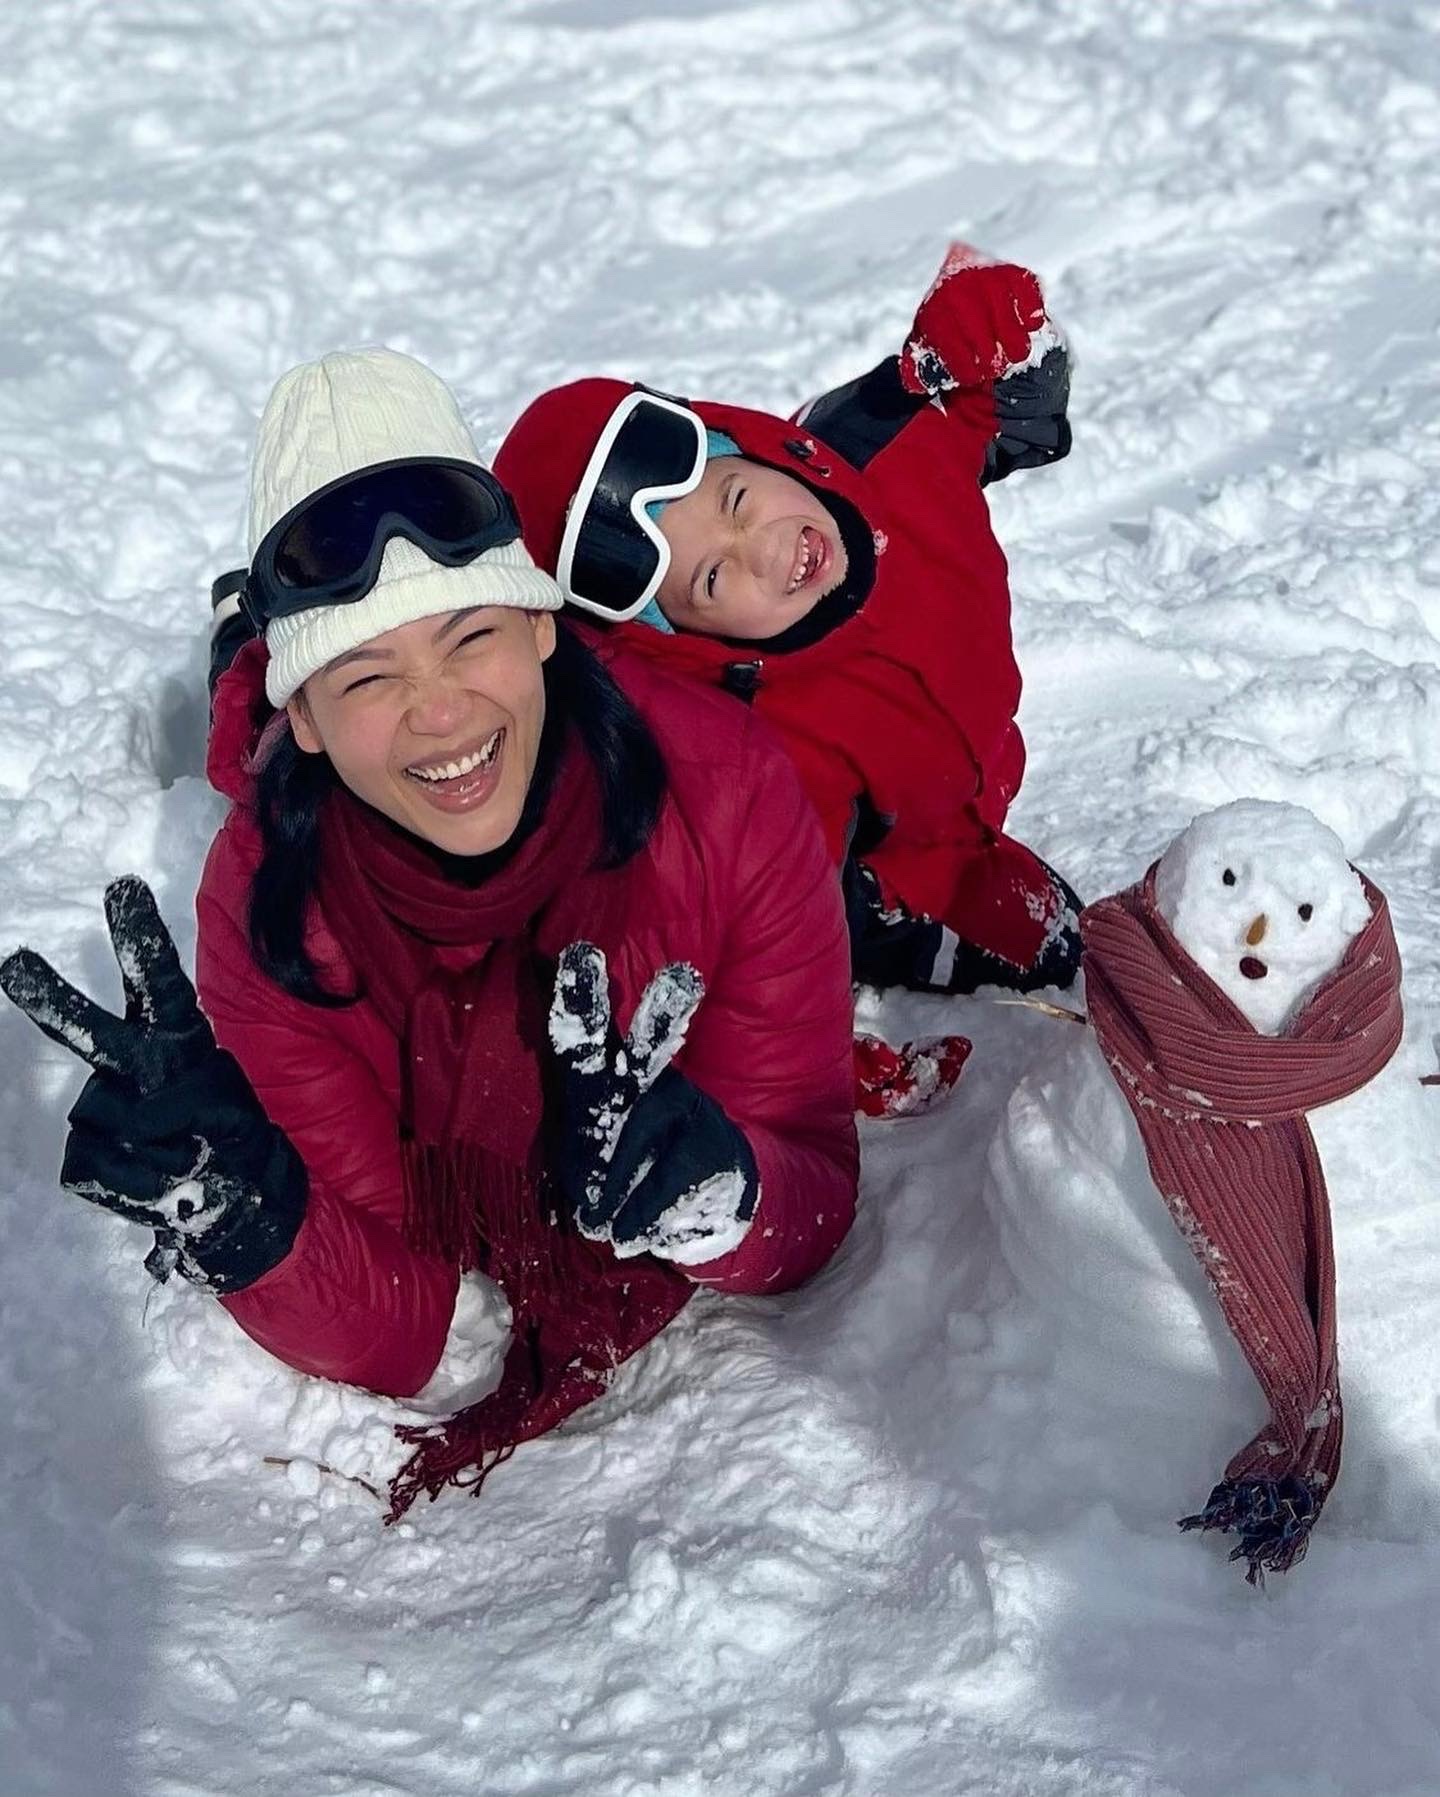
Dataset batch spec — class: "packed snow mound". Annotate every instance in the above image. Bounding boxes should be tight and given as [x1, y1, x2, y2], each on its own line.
[984, 1007, 1271, 1522]
[1153, 798, 1371, 1034]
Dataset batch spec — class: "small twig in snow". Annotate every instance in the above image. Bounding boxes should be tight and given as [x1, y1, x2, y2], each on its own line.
[262, 1455, 384, 1504]
[989, 996, 1089, 1026]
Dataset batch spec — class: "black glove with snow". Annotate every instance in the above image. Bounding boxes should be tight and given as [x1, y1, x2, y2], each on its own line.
[843, 857, 950, 991]
[0, 877, 306, 1292]
[844, 857, 1083, 996]
[547, 942, 759, 1264]
[983, 346, 1073, 487]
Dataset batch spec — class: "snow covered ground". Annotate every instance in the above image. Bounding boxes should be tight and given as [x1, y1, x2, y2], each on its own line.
[4, 0, 1440, 1791]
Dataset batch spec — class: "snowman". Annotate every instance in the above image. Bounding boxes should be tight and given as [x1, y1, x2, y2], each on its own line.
[985, 799, 1434, 1567]
[1149, 800, 1372, 1035]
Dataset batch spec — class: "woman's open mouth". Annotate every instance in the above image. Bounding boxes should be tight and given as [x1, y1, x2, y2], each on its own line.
[785, 524, 830, 596]
[1239, 955, 1268, 981]
[403, 727, 505, 812]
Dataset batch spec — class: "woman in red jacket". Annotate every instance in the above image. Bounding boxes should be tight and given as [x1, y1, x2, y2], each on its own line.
[1, 349, 858, 1518]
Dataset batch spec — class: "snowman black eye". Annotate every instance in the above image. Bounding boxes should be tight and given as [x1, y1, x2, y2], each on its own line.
[1222, 868, 1236, 887]
[1298, 903, 1314, 922]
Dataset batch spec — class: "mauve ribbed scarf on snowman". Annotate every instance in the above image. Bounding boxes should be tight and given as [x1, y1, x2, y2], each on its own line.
[1079, 865, 1403, 1583]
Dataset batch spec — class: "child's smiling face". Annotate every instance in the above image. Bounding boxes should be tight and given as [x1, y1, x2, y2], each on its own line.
[654, 455, 848, 639]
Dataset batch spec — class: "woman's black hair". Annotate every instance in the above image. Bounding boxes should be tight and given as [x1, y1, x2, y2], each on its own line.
[249, 621, 667, 1005]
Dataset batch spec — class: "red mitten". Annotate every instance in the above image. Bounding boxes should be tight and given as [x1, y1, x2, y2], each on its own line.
[854, 1031, 972, 1119]
[900, 242, 1053, 399]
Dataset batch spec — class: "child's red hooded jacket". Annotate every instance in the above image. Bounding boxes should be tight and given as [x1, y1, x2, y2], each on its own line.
[494, 330, 1067, 969]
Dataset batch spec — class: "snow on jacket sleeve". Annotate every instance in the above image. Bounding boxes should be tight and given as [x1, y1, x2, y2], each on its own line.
[666, 714, 859, 1293]
[195, 817, 458, 1398]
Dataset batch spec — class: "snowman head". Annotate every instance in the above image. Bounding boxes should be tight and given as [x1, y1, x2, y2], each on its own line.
[1152, 799, 1372, 1035]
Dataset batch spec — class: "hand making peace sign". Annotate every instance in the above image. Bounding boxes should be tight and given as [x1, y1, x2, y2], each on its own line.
[1, 877, 306, 1291]
[548, 942, 759, 1265]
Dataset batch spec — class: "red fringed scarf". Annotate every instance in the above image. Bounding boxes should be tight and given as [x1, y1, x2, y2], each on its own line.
[1080, 866, 1403, 1583]
[314, 737, 692, 1519]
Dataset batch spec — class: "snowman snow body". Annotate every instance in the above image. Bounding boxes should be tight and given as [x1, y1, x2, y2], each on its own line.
[986, 800, 1438, 1530]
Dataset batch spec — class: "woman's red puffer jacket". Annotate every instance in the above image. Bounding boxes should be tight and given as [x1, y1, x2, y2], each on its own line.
[196, 633, 859, 1399]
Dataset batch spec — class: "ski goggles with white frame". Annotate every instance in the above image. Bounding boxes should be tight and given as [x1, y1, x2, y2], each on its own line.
[231, 456, 524, 632]
[555, 389, 708, 622]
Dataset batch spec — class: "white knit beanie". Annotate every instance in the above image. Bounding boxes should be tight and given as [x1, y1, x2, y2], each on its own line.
[249, 348, 562, 706]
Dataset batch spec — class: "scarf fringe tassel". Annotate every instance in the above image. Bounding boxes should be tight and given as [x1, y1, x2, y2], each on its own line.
[386, 1431, 518, 1525]
[1178, 1474, 1322, 1587]
[390, 1144, 690, 1524]
[402, 1140, 494, 1271]
[386, 1330, 546, 1524]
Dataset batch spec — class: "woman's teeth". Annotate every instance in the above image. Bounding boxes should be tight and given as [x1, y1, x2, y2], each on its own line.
[406, 730, 502, 784]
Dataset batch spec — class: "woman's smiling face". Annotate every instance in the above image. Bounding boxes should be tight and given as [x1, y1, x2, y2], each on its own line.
[654, 455, 848, 639]
[288, 606, 557, 856]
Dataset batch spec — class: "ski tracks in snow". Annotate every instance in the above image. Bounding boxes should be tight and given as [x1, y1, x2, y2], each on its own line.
[4, 1, 1440, 1793]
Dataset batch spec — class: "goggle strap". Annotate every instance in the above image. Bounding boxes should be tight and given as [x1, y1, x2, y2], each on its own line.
[211, 567, 248, 610]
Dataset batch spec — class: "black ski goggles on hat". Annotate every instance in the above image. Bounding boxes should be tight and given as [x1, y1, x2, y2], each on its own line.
[556, 389, 707, 622]
[232, 457, 523, 631]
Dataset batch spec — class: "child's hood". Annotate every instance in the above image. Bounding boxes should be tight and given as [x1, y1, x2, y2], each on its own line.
[207, 635, 284, 804]
[493, 377, 888, 603]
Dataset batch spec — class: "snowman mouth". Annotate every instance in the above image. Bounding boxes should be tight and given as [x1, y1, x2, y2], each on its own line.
[1239, 955, 1269, 981]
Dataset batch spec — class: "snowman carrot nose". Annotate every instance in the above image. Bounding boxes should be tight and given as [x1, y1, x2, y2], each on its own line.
[1245, 914, 1268, 947]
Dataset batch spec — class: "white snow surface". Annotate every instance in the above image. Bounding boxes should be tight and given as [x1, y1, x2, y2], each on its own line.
[6, 3, 1440, 1794]
[1153, 797, 1372, 1033]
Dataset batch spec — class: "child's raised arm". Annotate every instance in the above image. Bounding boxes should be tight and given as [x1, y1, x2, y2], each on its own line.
[796, 242, 1071, 488]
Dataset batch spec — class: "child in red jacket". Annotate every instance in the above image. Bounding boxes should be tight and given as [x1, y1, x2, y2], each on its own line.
[492, 244, 1080, 996]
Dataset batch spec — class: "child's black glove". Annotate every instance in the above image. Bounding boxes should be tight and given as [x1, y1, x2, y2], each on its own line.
[985, 346, 1072, 484]
[0, 877, 307, 1291]
[548, 943, 759, 1265]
